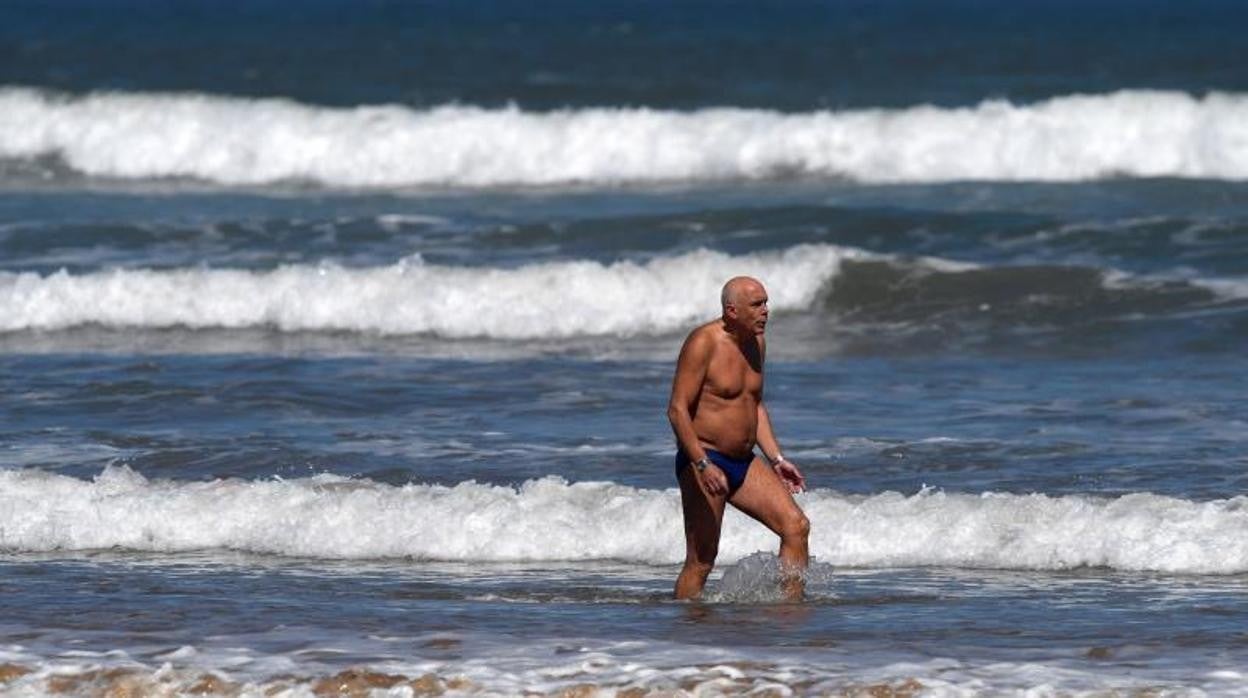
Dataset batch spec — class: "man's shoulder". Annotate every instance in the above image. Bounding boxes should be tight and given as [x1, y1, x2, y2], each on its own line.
[685, 320, 724, 344]
[679, 320, 723, 357]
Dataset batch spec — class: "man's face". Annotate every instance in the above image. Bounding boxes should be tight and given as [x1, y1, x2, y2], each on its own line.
[731, 283, 770, 336]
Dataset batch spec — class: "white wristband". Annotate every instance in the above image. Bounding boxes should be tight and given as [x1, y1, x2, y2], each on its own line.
[770, 453, 786, 466]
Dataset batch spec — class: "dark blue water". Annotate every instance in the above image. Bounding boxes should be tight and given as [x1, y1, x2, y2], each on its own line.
[4, 0, 1247, 109]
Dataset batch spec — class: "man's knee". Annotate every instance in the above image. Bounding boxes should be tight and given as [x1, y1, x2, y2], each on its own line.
[780, 511, 810, 543]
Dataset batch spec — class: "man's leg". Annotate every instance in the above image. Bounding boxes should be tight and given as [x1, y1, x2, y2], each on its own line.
[729, 457, 811, 600]
[675, 464, 727, 599]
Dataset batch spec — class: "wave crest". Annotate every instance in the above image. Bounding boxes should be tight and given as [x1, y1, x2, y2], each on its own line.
[0, 245, 855, 337]
[3, 88, 1248, 188]
[4, 466, 1248, 574]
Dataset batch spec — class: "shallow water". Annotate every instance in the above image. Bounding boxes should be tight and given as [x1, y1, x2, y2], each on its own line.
[3, 1, 1248, 695]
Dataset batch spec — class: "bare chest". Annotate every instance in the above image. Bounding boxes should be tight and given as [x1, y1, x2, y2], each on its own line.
[703, 345, 763, 401]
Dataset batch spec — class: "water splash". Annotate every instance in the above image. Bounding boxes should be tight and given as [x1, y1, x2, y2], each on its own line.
[710, 551, 837, 603]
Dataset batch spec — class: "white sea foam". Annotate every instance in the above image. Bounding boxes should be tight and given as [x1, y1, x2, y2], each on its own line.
[3, 87, 1248, 187]
[1195, 277, 1248, 300]
[0, 244, 859, 338]
[5, 466, 1248, 574]
[3, 634, 1235, 697]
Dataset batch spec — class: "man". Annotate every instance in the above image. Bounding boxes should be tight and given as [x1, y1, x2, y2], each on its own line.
[667, 276, 810, 600]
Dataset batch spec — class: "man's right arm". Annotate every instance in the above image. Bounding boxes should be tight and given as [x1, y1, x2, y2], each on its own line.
[667, 330, 729, 495]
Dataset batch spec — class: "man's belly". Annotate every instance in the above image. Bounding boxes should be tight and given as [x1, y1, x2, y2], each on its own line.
[691, 407, 757, 460]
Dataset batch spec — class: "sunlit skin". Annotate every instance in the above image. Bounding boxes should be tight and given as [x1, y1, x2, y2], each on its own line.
[667, 276, 810, 600]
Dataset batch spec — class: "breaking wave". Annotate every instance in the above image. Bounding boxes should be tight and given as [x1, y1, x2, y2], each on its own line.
[5, 465, 1248, 574]
[0, 244, 861, 337]
[2, 243, 1240, 340]
[3, 88, 1248, 188]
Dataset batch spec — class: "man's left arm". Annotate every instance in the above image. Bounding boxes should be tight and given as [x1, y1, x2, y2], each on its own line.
[757, 402, 806, 493]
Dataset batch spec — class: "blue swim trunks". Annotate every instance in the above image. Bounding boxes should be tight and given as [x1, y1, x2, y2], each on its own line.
[675, 448, 754, 495]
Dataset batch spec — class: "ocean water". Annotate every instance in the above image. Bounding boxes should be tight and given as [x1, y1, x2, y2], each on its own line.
[2, 1, 1248, 695]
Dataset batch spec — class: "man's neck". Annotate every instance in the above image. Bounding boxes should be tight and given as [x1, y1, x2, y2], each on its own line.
[720, 318, 754, 346]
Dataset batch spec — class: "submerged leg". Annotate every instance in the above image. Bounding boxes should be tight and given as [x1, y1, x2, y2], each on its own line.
[729, 458, 811, 600]
[675, 464, 728, 599]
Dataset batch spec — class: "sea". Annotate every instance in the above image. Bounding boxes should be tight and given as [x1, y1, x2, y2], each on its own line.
[2, 0, 1248, 695]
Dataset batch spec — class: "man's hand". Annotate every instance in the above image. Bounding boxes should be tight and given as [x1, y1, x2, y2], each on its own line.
[700, 464, 730, 496]
[774, 460, 806, 494]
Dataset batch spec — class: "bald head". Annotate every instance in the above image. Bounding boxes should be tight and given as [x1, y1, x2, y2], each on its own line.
[721, 276, 765, 310]
[720, 276, 770, 336]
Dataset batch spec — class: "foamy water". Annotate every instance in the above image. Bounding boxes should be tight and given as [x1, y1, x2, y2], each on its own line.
[5, 3, 1248, 694]
[0, 244, 861, 337]
[4, 633, 1240, 697]
[2, 633, 1242, 697]
[6, 465, 1248, 574]
[4, 88, 1248, 188]
[2, 243, 1239, 339]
